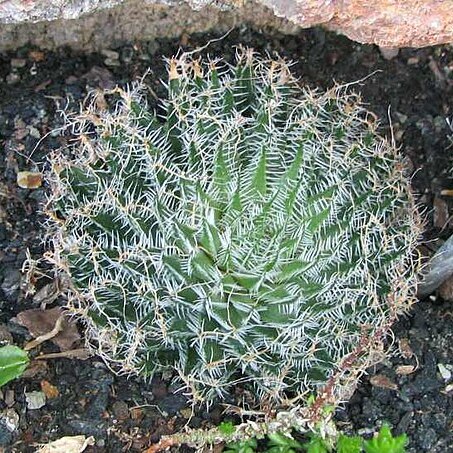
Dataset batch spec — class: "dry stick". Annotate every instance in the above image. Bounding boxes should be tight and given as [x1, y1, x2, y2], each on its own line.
[35, 349, 92, 360]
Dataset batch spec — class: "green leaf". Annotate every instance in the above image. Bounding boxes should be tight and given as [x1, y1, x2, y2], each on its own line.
[268, 433, 303, 452]
[337, 434, 363, 453]
[302, 435, 328, 453]
[218, 421, 236, 435]
[213, 146, 231, 198]
[307, 207, 330, 232]
[199, 222, 222, 258]
[224, 438, 258, 453]
[363, 424, 407, 453]
[190, 250, 217, 281]
[277, 261, 311, 282]
[252, 149, 267, 198]
[0, 345, 29, 388]
[233, 272, 262, 291]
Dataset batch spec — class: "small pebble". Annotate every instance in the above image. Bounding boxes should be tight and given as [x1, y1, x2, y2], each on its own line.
[120, 46, 134, 63]
[27, 126, 41, 139]
[0, 324, 13, 345]
[101, 49, 120, 60]
[4, 390, 14, 408]
[0, 409, 19, 432]
[419, 428, 438, 450]
[10, 58, 26, 69]
[28, 50, 45, 62]
[6, 73, 20, 85]
[16, 171, 43, 189]
[1, 269, 21, 300]
[379, 46, 399, 60]
[407, 56, 420, 65]
[146, 40, 160, 56]
[179, 407, 192, 419]
[437, 363, 452, 382]
[25, 391, 46, 410]
[112, 400, 129, 420]
[0, 419, 12, 446]
[104, 58, 121, 67]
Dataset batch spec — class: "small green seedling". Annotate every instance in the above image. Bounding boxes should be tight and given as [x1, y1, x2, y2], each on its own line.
[302, 435, 329, 453]
[0, 345, 29, 387]
[221, 424, 408, 453]
[337, 434, 363, 453]
[363, 424, 407, 453]
[219, 421, 236, 436]
[267, 433, 303, 453]
[224, 438, 258, 453]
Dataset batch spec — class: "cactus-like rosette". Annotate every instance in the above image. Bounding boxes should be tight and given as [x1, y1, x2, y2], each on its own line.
[47, 50, 421, 405]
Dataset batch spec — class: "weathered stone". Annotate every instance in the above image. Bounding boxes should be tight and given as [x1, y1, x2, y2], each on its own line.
[0, 0, 452, 51]
[0, 0, 298, 51]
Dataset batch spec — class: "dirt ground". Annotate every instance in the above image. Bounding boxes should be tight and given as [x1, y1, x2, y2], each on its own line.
[0, 26, 452, 452]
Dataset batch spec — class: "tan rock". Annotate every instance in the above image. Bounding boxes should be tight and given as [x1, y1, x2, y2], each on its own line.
[327, 0, 453, 48]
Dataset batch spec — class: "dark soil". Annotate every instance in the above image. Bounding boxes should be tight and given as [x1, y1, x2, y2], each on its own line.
[0, 26, 452, 452]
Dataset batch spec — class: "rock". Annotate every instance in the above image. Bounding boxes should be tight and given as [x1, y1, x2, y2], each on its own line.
[0, 419, 13, 446]
[104, 58, 121, 67]
[16, 171, 43, 189]
[25, 391, 46, 410]
[419, 427, 438, 450]
[120, 46, 134, 63]
[1, 268, 21, 301]
[0, 409, 19, 432]
[158, 393, 188, 415]
[1, 0, 452, 52]
[0, 324, 13, 345]
[437, 364, 452, 382]
[112, 400, 129, 420]
[378, 47, 399, 60]
[438, 275, 453, 301]
[101, 49, 119, 60]
[81, 66, 115, 90]
[10, 58, 26, 68]
[67, 419, 107, 438]
[418, 234, 453, 298]
[4, 390, 15, 408]
[83, 370, 113, 419]
[396, 411, 413, 434]
[5, 72, 20, 85]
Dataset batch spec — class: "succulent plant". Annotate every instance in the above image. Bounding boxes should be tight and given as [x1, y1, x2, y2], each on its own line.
[47, 49, 421, 405]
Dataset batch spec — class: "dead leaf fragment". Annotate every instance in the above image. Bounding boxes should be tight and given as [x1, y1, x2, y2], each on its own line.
[369, 374, 398, 391]
[29, 50, 45, 62]
[37, 435, 95, 453]
[33, 280, 63, 307]
[433, 196, 449, 229]
[24, 315, 65, 351]
[398, 338, 414, 359]
[21, 360, 48, 379]
[40, 380, 59, 399]
[16, 171, 42, 189]
[396, 365, 416, 375]
[16, 307, 80, 351]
